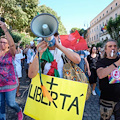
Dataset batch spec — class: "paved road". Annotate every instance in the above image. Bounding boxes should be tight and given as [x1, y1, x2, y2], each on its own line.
[6, 68, 115, 120]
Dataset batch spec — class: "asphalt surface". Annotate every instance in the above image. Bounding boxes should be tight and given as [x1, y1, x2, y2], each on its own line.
[6, 67, 115, 120]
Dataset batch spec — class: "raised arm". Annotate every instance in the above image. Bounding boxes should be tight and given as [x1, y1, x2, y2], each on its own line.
[55, 38, 81, 64]
[0, 21, 16, 56]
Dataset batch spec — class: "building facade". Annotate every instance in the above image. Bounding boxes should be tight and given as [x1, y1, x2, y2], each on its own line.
[88, 0, 120, 45]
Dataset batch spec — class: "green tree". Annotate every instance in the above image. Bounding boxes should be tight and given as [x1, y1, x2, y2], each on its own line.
[70, 28, 87, 38]
[107, 15, 120, 42]
[38, 5, 67, 35]
[70, 28, 80, 33]
[11, 31, 33, 45]
[0, 1, 67, 36]
[96, 42, 103, 48]
[0, 0, 28, 31]
[16, 0, 40, 33]
[79, 28, 87, 38]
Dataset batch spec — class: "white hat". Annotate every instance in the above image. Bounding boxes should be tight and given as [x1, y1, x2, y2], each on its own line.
[37, 37, 42, 44]
[30, 41, 34, 46]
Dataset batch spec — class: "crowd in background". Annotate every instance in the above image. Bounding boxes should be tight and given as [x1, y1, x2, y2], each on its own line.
[1, 20, 120, 120]
[16, 41, 120, 96]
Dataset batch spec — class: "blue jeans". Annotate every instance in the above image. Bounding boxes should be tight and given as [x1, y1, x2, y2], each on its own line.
[0, 89, 21, 120]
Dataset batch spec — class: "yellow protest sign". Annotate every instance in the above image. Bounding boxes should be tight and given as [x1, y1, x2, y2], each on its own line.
[24, 73, 88, 120]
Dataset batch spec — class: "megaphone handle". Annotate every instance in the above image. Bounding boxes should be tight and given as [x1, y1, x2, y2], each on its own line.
[38, 52, 43, 86]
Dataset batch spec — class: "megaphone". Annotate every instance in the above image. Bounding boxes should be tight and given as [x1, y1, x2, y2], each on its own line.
[30, 13, 58, 38]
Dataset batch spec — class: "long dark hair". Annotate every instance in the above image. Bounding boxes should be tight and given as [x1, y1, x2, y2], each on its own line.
[90, 46, 96, 55]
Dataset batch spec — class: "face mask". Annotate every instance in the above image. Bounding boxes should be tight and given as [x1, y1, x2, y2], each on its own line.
[45, 36, 56, 47]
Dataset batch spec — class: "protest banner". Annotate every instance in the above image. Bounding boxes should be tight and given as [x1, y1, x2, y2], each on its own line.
[24, 73, 88, 120]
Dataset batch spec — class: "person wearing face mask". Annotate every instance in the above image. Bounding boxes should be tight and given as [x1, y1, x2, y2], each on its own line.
[28, 32, 81, 79]
[96, 39, 120, 120]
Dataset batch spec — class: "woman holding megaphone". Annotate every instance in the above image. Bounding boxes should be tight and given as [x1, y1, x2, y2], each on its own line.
[28, 33, 81, 79]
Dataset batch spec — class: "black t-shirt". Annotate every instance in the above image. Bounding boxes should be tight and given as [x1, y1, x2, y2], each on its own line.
[87, 54, 100, 70]
[96, 57, 120, 102]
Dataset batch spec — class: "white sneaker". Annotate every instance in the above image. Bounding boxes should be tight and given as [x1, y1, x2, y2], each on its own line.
[92, 90, 96, 95]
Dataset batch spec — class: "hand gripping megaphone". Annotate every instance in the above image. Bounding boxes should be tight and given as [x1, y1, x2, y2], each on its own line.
[30, 13, 59, 47]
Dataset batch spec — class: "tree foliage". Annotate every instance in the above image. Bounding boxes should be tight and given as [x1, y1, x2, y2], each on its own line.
[38, 5, 67, 35]
[107, 15, 120, 42]
[0, 0, 29, 31]
[11, 31, 33, 45]
[70, 28, 87, 38]
[0, 0, 67, 37]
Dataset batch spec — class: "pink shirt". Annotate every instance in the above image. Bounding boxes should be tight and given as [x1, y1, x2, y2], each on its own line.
[0, 51, 18, 92]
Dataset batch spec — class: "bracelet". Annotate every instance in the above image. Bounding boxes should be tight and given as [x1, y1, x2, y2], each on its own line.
[113, 63, 117, 68]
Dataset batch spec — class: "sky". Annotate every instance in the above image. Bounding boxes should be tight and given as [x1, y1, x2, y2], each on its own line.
[39, 0, 113, 34]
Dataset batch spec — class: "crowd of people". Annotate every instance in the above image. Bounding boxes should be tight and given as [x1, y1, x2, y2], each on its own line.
[0, 19, 120, 120]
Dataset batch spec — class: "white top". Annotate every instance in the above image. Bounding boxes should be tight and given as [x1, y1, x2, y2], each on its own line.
[27, 48, 35, 64]
[43, 49, 64, 78]
[30, 48, 64, 78]
[15, 52, 24, 78]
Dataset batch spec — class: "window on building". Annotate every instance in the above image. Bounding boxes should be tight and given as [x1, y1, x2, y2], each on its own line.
[97, 34, 98, 39]
[92, 37, 93, 41]
[94, 36, 95, 40]
[116, 3, 117, 6]
[99, 24, 101, 29]
[100, 16, 101, 19]
[103, 22, 104, 26]
[115, 13, 117, 18]
[103, 14, 104, 16]
[102, 38, 104, 41]
[111, 7, 112, 10]
[97, 19, 98, 21]
[106, 10, 108, 13]
[106, 20, 108, 24]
